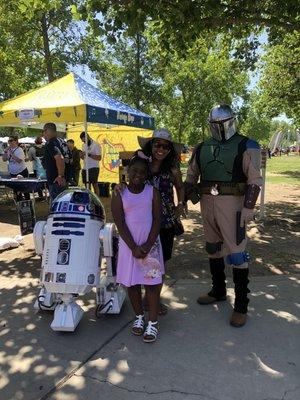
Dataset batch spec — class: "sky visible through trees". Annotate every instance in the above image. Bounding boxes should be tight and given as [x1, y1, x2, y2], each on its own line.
[0, 1, 299, 145]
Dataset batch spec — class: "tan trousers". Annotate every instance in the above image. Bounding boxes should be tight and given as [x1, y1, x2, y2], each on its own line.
[200, 194, 248, 268]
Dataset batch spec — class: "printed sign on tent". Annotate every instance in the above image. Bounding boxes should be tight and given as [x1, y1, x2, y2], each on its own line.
[96, 135, 125, 178]
[17, 109, 35, 120]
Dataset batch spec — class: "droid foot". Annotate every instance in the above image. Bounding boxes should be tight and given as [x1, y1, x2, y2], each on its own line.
[51, 295, 84, 331]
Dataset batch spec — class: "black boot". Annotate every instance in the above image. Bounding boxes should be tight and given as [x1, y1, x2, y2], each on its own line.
[230, 268, 250, 327]
[197, 258, 227, 304]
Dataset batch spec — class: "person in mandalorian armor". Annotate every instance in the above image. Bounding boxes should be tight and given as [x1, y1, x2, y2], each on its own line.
[185, 104, 262, 327]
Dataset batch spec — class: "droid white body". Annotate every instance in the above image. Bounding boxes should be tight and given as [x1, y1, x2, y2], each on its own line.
[42, 189, 104, 295]
[33, 188, 125, 332]
[96, 223, 126, 316]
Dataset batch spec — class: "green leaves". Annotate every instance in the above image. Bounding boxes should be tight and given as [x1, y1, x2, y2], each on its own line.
[87, 24, 249, 145]
[0, 0, 101, 98]
[257, 32, 300, 124]
[84, 1, 300, 55]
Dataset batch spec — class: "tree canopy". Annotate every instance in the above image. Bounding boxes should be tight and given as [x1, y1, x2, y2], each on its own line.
[256, 32, 300, 124]
[80, 0, 299, 58]
[0, 0, 99, 100]
[0, 0, 298, 144]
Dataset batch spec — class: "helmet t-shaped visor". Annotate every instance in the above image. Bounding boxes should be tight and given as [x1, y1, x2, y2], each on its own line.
[208, 104, 236, 141]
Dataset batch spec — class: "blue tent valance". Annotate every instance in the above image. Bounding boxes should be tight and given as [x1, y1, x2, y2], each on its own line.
[74, 75, 155, 129]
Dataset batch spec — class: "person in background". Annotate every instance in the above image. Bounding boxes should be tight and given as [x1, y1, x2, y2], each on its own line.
[42, 123, 67, 201]
[28, 136, 45, 199]
[80, 131, 101, 197]
[2, 134, 30, 201]
[67, 139, 81, 185]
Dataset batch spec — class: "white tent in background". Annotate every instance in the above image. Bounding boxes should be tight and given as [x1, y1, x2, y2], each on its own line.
[18, 137, 46, 144]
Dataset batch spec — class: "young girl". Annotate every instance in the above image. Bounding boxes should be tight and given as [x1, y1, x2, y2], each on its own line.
[111, 155, 164, 343]
[114, 129, 185, 316]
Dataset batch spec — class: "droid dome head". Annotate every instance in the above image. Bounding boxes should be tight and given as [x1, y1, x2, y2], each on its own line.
[50, 188, 105, 224]
[208, 104, 237, 141]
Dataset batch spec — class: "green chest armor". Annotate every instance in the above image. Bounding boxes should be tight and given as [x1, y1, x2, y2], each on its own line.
[198, 134, 247, 183]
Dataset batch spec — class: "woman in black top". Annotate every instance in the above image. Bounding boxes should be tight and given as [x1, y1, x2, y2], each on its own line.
[138, 129, 185, 264]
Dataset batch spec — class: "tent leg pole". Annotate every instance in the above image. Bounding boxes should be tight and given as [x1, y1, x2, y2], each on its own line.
[84, 120, 89, 185]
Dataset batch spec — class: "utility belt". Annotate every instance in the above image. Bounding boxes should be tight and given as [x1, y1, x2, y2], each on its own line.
[198, 182, 246, 196]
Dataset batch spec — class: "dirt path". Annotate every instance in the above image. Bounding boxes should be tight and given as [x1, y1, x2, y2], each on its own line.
[0, 184, 299, 282]
[169, 184, 300, 279]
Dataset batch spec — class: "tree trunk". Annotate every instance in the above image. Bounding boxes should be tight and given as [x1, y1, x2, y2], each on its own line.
[41, 13, 54, 83]
[134, 33, 141, 109]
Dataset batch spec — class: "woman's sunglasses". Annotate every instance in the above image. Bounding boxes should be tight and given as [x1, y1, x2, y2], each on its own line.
[153, 142, 170, 151]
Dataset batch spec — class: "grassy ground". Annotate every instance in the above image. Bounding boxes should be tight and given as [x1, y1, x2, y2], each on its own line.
[265, 154, 300, 185]
[180, 153, 300, 185]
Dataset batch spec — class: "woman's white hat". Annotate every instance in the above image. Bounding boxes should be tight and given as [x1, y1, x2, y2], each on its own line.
[138, 128, 183, 154]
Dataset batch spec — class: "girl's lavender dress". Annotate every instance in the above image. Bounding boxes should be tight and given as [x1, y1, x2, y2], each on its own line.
[116, 184, 165, 287]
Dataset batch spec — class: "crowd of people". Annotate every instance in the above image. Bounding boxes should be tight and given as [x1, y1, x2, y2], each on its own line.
[1, 104, 263, 344]
[112, 104, 262, 343]
[1, 124, 102, 202]
[41, 123, 102, 201]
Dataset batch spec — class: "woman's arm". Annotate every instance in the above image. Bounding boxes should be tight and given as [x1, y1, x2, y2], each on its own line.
[10, 148, 24, 164]
[111, 193, 144, 258]
[171, 166, 185, 216]
[141, 188, 162, 254]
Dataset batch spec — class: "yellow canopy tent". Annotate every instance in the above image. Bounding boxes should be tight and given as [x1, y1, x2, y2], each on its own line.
[67, 124, 151, 183]
[0, 73, 154, 182]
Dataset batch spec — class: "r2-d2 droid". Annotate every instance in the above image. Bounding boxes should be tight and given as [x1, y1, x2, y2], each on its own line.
[33, 188, 126, 332]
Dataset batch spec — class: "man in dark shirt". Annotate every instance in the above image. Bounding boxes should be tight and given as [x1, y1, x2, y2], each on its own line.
[67, 139, 81, 185]
[42, 123, 67, 201]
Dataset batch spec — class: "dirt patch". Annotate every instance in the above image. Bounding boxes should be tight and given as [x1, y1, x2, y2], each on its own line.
[0, 185, 299, 283]
[169, 184, 300, 279]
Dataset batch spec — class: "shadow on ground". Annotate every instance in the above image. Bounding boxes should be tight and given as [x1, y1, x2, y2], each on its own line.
[0, 187, 299, 399]
[269, 170, 300, 180]
[168, 200, 300, 279]
[0, 274, 299, 400]
[1, 196, 299, 283]
[0, 254, 133, 400]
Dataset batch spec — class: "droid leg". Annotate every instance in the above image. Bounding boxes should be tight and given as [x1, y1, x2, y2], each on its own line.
[51, 294, 84, 332]
[96, 223, 126, 315]
[33, 286, 58, 311]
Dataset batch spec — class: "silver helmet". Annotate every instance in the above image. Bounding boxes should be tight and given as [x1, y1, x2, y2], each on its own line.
[208, 104, 236, 141]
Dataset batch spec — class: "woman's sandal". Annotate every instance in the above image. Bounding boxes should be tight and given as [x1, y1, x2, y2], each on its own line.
[143, 321, 159, 343]
[131, 314, 145, 336]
